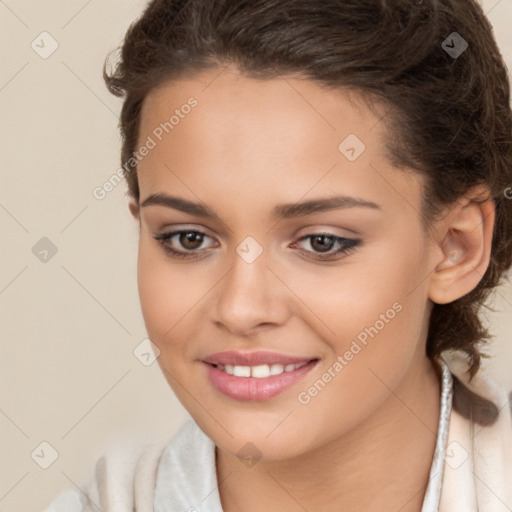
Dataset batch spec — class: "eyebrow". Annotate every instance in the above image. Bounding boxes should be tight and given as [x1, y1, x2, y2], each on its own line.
[140, 193, 381, 219]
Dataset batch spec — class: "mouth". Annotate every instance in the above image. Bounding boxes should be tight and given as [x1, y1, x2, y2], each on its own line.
[202, 351, 319, 401]
[209, 360, 311, 378]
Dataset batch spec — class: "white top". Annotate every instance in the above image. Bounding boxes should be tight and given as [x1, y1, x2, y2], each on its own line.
[44, 351, 512, 512]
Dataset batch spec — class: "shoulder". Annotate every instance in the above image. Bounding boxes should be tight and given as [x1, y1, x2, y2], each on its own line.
[440, 350, 512, 511]
[41, 423, 194, 512]
[153, 418, 223, 511]
[444, 349, 512, 428]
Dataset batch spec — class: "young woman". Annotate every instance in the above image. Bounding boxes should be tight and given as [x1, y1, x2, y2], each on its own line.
[45, 0, 512, 511]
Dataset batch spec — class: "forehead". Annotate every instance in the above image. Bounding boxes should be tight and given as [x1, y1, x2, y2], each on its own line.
[136, 66, 422, 221]
[140, 66, 387, 153]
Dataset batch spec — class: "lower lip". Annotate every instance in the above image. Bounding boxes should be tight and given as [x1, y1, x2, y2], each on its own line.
[203, 360, 318, 401]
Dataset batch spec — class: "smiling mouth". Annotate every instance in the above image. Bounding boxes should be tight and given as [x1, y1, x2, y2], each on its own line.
[208, 361, 315, 378]
[203, 357, 319, 401]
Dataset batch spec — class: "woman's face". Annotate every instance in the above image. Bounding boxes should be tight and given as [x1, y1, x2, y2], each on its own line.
[133, 65, 438, 460]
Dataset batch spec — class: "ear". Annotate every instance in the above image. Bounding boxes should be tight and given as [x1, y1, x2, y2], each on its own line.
[428, 185, 495, 305]
[128, 197, 140, 220]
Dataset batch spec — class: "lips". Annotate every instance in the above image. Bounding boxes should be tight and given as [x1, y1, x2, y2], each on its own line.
[202, 350, 319, 401]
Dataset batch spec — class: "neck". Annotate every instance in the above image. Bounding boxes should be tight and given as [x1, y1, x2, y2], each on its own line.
[216, 354, 442, 512]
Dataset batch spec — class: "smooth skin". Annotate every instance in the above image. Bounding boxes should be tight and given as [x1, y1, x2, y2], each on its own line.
[128, 64, 494, 512]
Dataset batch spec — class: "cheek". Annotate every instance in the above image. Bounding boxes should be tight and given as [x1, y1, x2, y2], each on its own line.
[287, 246, 430, 440]
[136, 240, 195, 351]
[280, 231, 429, 351]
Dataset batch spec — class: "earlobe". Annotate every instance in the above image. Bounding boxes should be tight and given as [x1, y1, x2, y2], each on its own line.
[428, 189, 495, 305]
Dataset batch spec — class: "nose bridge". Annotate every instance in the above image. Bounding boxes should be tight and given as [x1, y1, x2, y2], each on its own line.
[222, 246, 270, 310]
[214, 242, 286, 333]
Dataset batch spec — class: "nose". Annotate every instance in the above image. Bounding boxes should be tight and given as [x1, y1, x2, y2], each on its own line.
[212, 248, 290, 337]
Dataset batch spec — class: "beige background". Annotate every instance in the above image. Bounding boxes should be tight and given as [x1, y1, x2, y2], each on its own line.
[1, 1, 511, 510]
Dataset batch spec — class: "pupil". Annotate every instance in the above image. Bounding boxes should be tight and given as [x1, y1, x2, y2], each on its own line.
[312, 235, 334, 252]
[181, 232, 203, 249]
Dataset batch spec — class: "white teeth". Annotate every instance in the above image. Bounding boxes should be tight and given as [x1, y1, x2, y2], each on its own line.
[216, 362, 309, 378]
[251, 364, 271, 378]
[270, 364, 284, 375]
[233, 365, 251, 377]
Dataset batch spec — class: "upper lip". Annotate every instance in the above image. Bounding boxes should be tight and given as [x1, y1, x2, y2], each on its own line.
[203, 351, 316, 366]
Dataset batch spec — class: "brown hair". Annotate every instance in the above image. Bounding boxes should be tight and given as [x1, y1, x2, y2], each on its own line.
[104, 0, 512, 424]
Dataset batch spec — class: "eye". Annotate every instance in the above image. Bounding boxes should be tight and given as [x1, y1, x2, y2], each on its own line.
[292, 233, 361, 260]
[153, 229, 361, 262]
[153, 230, 216, 258]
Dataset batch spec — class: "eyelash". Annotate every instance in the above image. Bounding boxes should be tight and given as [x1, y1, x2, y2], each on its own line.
[153, 230, 361, 261]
